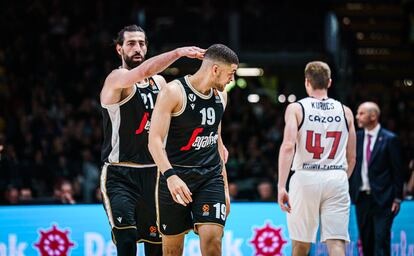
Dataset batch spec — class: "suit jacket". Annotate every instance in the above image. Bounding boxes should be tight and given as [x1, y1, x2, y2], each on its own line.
[349, 127, 404, 207]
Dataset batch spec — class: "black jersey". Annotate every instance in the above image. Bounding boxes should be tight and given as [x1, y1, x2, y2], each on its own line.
[101, 77, 159, 164]
[166, 76, 225, 167]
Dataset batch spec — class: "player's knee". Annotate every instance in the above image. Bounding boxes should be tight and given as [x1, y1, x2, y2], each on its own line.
[292, 240, 311, 255]
[163, 244, 183, 256]
[326, 239, 345, 256]
[112, 228, 137, 247]
[201, 235, 222, 255]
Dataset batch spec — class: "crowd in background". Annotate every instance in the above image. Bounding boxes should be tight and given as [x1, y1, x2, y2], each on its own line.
[0, 0, 413, 204]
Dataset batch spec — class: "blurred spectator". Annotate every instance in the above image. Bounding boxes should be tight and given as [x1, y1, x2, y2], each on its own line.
[405, 159, 414, 200]
[61, 180, 76, 204]
[4, 186, 19, 205]
[53, 179, 76, 204]
[19, 187, 33, 202]
[81, 149, 99, 203]
[256, 179, 277, 202]
[0, 135, 5, 190]
[94, 186, 103, 204]
[228, 182, 239, 201]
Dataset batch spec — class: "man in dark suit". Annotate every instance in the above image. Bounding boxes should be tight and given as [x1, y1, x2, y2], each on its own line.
[349, 102, 404, 256]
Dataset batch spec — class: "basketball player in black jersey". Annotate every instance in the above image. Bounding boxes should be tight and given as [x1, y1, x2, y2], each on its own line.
[148, 44, 238, 256]
[100, 25, 204, 256]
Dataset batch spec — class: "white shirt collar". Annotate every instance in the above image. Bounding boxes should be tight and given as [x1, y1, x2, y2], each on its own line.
[364, 123, 381, 137]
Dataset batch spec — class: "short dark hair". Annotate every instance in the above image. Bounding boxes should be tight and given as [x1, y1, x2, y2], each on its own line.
[204, 44, 239, 65]
[113, 25, 147, 46]
[304, 61, 331, 90]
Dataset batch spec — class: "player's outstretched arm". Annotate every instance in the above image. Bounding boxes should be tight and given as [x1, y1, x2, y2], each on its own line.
[277, 103, 301, 213]
[148, 81, 193, 206]
[104, 47, 205, 90]
[344, 105, 356, 178]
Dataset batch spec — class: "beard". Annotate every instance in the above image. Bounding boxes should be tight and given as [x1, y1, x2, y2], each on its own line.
[124, 53, 145, 69]
[212, 82, 225, 92]
[213, 77, 226, 92]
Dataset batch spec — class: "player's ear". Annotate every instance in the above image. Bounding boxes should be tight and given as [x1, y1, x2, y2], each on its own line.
[305, 78, 310, 88]
[212, 64, 219, 76]
[327, 79, 332, 89]
[116, 44, 122, 56]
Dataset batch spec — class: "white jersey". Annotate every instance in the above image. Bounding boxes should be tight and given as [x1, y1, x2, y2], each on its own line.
[292, 97, 349, 172]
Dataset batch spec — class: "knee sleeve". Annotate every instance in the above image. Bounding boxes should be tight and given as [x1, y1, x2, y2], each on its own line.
[112, 228, 137, 256]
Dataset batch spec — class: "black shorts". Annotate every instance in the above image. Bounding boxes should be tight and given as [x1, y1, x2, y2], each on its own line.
[100, 163, 161, 244]
[157, 163, 226, 236]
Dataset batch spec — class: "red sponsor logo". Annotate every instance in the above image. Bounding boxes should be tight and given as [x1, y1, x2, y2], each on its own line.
[135, 112, 150, 135]
[180, 128, 204, 151]
[250, 222, 287, 256]
[34, 224, 75, 256]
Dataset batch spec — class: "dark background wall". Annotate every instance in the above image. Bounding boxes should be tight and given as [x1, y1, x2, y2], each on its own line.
[0, 0, 413, 204]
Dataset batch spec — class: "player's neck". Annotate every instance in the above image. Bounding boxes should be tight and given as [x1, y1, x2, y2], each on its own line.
[121, 60, 131, 70]
[309, 90, 328, 100]
[188, 73, 212, 95]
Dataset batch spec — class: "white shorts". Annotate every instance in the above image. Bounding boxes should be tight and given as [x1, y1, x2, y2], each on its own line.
[287, 170, 350, 243]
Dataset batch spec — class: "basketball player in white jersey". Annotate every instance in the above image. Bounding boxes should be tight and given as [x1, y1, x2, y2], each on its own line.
[277, 61, 356, 256]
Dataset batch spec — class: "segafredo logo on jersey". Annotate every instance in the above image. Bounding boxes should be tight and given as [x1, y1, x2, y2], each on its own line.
[180, 128, 219, 151]
[135, 112, 150, 135]
[34, 224, 76, 256]
[249, 221, 287, 256]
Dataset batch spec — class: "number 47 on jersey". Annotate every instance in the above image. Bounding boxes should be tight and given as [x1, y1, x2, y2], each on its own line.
[305, 130, 342, 159]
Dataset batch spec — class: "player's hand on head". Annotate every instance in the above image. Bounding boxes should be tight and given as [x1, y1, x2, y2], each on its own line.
[277, 187, 291, 213]
[166, 175, 193, 206]
[178, 47, 205, 60]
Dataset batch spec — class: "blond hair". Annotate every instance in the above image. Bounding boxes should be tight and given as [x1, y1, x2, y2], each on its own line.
[304, 61, 331, 90]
